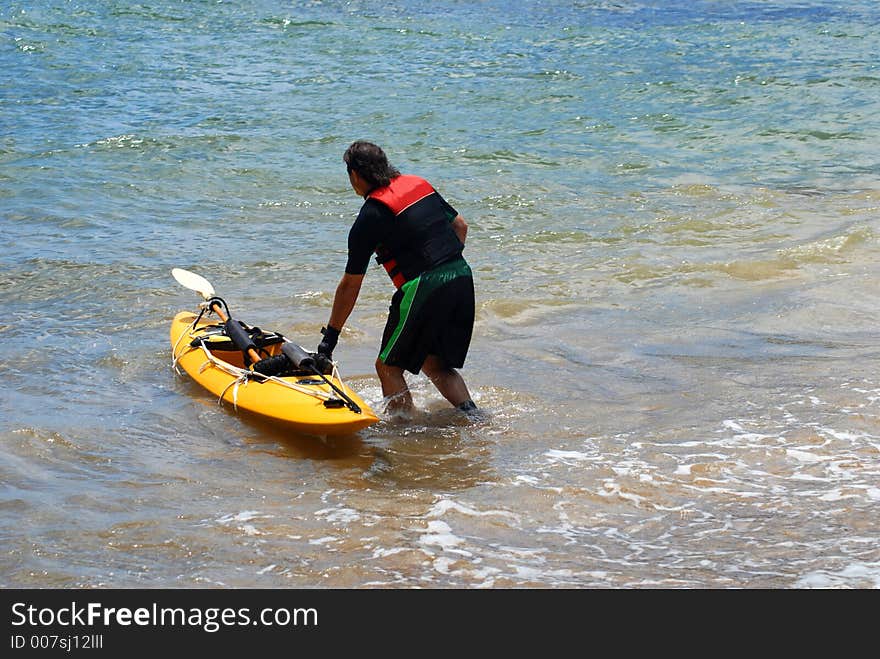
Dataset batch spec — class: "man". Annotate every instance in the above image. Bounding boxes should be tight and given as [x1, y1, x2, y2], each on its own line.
[317, 141, 477, 416]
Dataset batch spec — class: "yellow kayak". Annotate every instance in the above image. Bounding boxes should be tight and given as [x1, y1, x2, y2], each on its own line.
[170, 310, 379, 437]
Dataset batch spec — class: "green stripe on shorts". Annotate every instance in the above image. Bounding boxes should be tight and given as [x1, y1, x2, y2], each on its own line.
[379, 276, 421, 363]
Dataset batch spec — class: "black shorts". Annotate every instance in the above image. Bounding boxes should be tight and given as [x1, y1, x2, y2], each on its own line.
[379, 258, 474, 374]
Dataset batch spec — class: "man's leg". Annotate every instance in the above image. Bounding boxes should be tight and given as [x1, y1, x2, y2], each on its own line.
[375, 358, 414, 415]
[421, 354, 474, 409]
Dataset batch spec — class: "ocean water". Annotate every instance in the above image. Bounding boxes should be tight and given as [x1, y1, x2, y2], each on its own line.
[2, 0, 879, 588]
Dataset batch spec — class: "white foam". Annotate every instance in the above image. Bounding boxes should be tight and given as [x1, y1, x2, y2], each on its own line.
[216, 510, 266, 524]
[433, 557, 455, 574]
[315, 506, 361, 523]
[513, 564, 547, 579]
[428, 497, 518, 521]
[545, 449, 596, 462]
[817, 488, 860, 502]
[819, 428, 866, 441]
[736, 433, 775, 442]
[599, 480, 648, 506]
[790, 473, 830, 482]
[720, 420, 775, 442]
[418, 520, 472, 556]
[786, 449, 827, 463]
[795, 562, 880, 588]
[309, 536, 337, 546]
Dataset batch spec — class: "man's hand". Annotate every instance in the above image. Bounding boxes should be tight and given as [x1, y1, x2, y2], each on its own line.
[317, 325, 340, 359]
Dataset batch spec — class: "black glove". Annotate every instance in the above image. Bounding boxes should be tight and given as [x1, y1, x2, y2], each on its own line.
[317, 325, 340, 359]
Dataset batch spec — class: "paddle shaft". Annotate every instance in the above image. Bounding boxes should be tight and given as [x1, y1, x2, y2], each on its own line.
[207, 300, 263, 364]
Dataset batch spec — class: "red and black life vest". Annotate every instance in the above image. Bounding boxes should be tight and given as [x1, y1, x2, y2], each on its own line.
[368, 175, 463, 288]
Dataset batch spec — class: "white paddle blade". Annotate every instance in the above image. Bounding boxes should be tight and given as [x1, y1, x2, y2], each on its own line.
[171, 268, 215, 299]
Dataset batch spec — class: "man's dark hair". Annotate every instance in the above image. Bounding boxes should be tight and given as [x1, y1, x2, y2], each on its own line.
[344, 141, 400, 189]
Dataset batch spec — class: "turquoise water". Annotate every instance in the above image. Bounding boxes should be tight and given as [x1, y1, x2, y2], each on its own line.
[2, 1, 879, 588]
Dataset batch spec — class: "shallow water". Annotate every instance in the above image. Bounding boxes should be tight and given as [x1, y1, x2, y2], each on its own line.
[2, 1, 879, 588]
